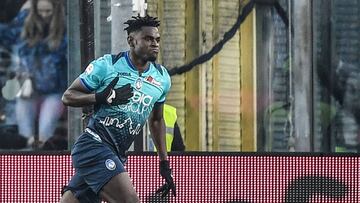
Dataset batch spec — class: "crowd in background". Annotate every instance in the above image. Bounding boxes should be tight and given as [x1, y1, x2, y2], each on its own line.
[0, 0, 357, 153]
[0, 0, 185, 152]
[0, 0, 67, 151]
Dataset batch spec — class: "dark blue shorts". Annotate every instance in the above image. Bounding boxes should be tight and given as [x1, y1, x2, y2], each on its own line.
[63, 129, 127, 202]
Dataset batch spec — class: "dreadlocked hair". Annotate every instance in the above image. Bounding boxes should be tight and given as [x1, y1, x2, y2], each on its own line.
[124, 14, 160, 35]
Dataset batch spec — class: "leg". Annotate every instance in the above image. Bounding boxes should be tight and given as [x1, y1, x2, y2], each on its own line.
[5, 101, 17, 125]
[38, 93, 64, 143]
[15, 97, 36, 144]
[69, 132, 132, 202]
[59, 191, 79, 203]
[100, 172, 140, 203]
[60, 171, 101, 203]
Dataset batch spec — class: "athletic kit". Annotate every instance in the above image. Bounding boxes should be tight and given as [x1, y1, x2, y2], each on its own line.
[63, 51, 171, 201]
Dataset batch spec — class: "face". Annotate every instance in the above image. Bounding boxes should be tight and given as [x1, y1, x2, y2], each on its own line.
[37, 0, 54, 23]
[130, 26, 160, 62]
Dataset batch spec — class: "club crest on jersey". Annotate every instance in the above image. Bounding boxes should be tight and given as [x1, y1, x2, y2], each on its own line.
[145, 76, 161, 86]
[135, 78, 143, 90]
[105, 159, 116, 170]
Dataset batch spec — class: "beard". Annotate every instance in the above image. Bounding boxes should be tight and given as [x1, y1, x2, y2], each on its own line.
[147, 53, 158, 62]
[148, 55, 157, 62]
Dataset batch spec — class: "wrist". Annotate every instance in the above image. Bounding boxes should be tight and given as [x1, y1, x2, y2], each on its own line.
[95, 91, 103, 104]
[160, 160, 170, 168]
[95, 90, 111, 104]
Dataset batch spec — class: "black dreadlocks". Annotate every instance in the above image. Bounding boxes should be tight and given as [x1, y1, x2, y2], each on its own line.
[124, 14, 160, 35]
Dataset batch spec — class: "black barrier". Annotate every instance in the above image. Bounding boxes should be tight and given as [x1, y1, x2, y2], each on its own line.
[168, 0, 290, 76]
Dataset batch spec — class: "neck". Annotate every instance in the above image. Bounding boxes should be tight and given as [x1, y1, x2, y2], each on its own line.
[129, 51, 149, 73]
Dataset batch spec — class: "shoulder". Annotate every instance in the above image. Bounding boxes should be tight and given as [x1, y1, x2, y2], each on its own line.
[151, 63, 171, 91]
[161, 65, 171, 84]
[152, 63, 170, 79]
[13, 9, 28, 25]
[2, 9, 27, 31]
[111, 52, 126, 65]
[92, 54, 113, 67]
[84, 54, 114, 77]
[164, 104, 176, 112]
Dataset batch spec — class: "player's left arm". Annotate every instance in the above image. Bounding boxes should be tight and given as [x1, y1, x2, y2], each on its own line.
[149, 66, 172, 160]
[149, 103, 176, 197]
[149, 104, 167, 161]
[149, 67, 175, 197]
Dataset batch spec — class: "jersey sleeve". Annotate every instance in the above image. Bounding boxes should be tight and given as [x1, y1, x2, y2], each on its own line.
[157, 66, 171, 103]
[79, 55, 111, 91]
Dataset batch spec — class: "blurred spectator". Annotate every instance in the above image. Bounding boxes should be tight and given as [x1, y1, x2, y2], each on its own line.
[145, 104, 184, 201]
[0, 0, 67, 150]
[148, 104, 185, 152]
[0, 0, 27, 24]
[0, 0, 27, 126]
[317, 59, 360, 152]
[0, 46, 15, 124]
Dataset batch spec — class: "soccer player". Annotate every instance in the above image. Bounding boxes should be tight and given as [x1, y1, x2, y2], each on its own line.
[60, 15, 175, 203]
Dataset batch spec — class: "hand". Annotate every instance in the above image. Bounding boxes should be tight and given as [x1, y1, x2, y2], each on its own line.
[156, 160, 176, 198]
[95, 77, 133, 105]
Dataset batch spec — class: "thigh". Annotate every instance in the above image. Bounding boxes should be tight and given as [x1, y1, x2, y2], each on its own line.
[15, 97, 36, 117]
[15, 97, 36, 137]
[100, 172, 140, 203]
[71, 133, 127, 195]
[38, 94, 64, 127]
[61, 172, 101, 203]
[38, 95, 64, 141]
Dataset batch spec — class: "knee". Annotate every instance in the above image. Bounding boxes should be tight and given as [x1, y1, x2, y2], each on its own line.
[59, 190, 79, 203]
[125, 193, 140, 203]
[106, 192, 140, 203]
[117, 192, 140, 203]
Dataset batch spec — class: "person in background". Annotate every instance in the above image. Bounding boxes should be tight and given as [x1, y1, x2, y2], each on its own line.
[149, 103, 185, 152]
[60, 15, 175, 202]
[317, 59, 360, 152]
[0, 0, 67, 149]
[0, 0, 28, 23]
[0, 0, 27, 125]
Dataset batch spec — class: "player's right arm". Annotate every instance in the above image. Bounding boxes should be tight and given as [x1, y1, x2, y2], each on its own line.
[62, 76, 133, 107]
[62, 78, 96, 107]
[62, 58, 105, 107]
[62, 55, 133, 107]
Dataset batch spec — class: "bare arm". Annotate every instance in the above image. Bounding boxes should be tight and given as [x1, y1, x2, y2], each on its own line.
[151, 104, 176, 197]
[62, 78, 96, 107]
[149, 104, 167, 161]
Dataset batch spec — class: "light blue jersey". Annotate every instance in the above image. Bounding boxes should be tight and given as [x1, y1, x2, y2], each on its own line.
[79, 51, 171, 154]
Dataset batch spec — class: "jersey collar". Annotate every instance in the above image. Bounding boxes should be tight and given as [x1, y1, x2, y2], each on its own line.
[125, 51, 151, 74]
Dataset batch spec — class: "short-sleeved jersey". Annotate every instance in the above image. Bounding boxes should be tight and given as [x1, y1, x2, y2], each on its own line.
[79, 51, 171, 155]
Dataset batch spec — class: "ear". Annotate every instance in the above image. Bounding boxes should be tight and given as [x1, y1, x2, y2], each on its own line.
[127, 36, 135, 48]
